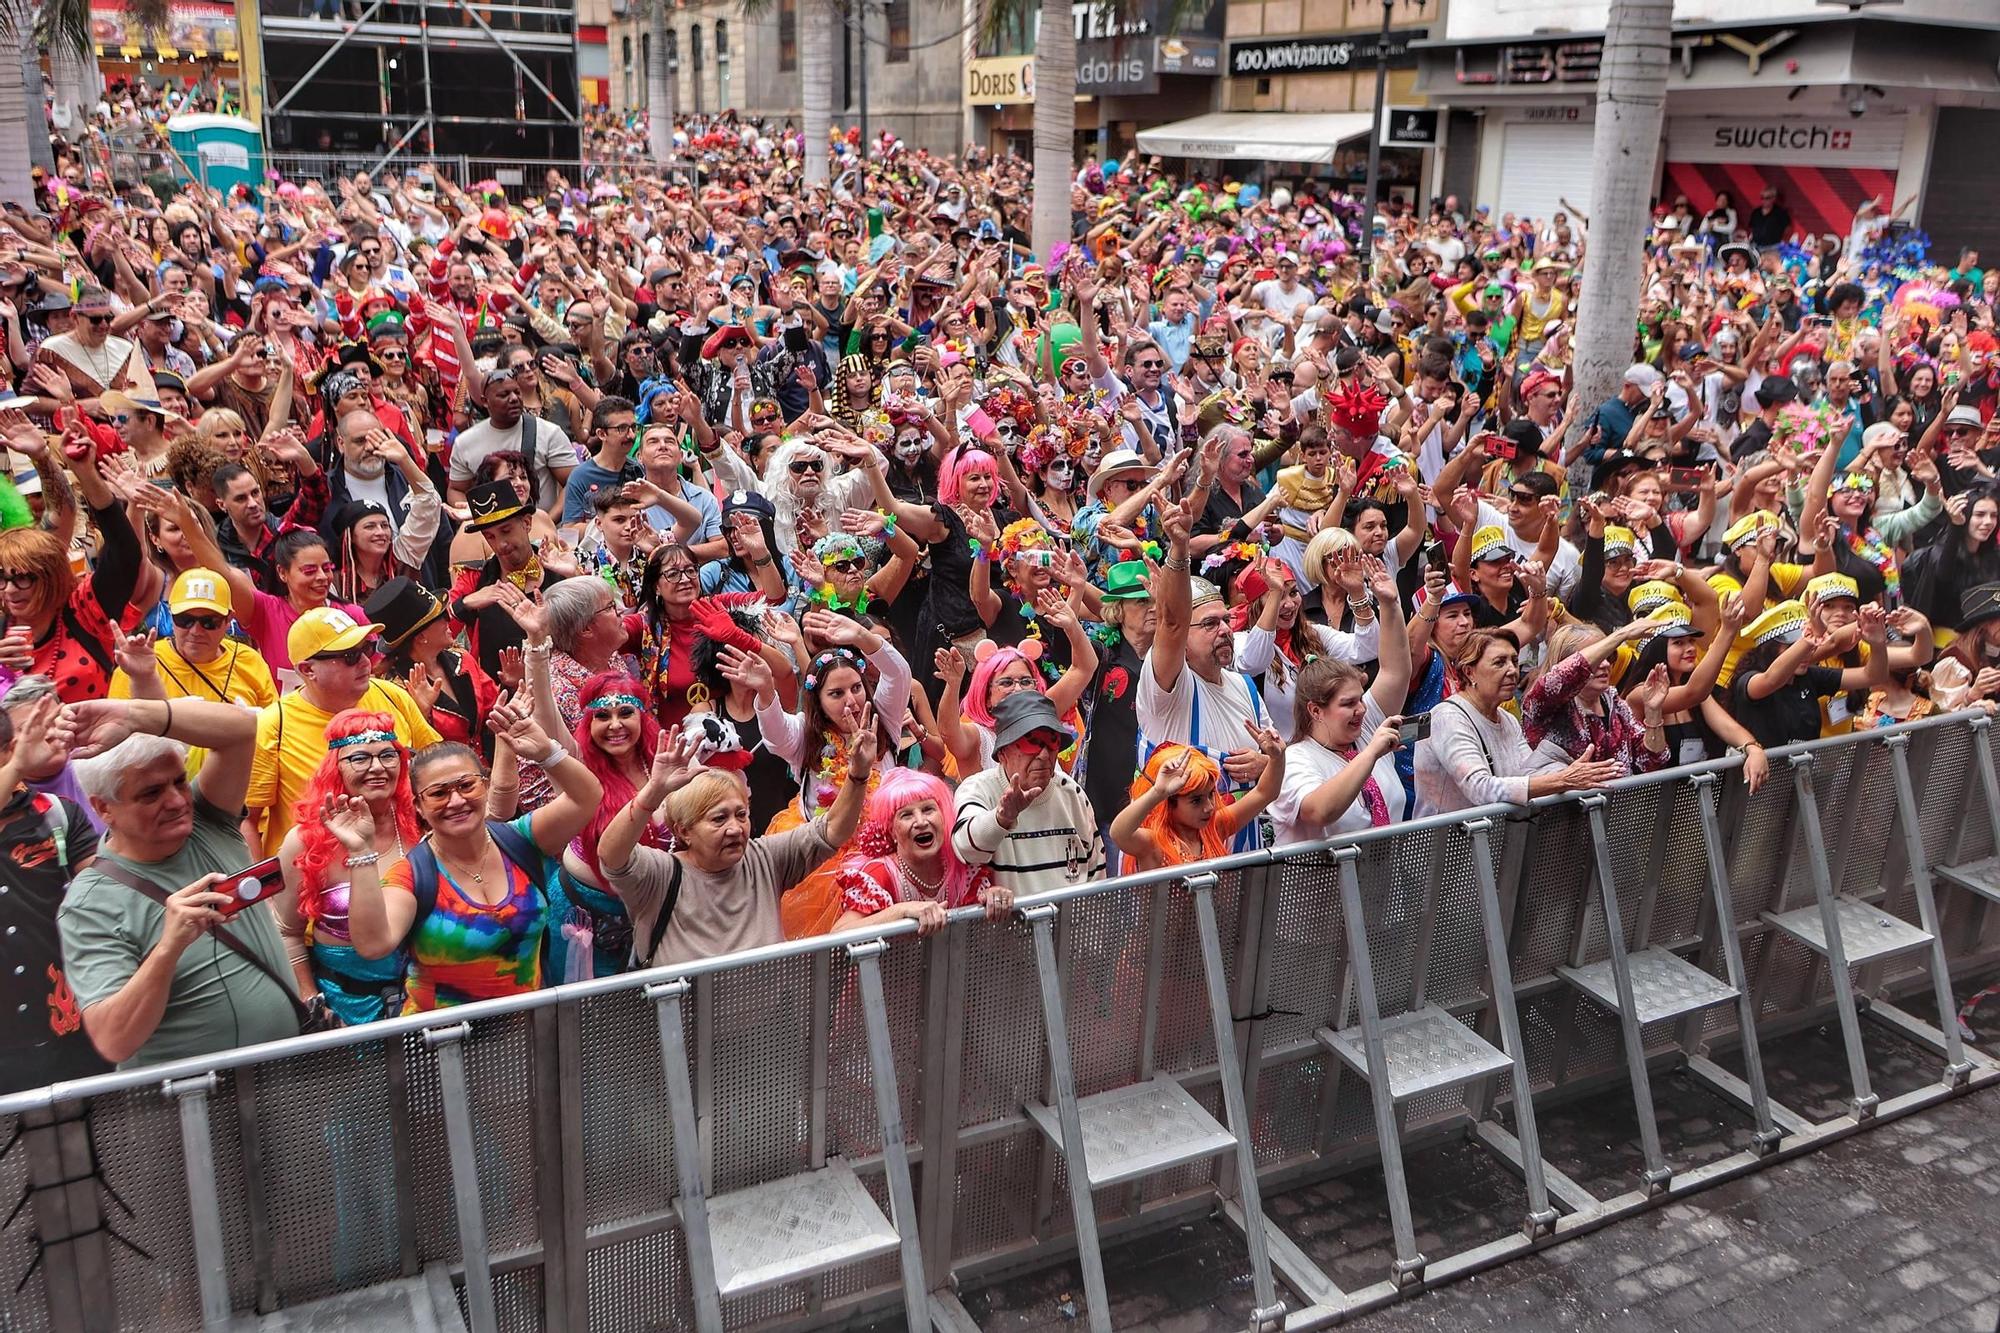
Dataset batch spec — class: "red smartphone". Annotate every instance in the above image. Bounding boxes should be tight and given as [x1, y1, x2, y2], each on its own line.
[1668, 466, 1706, 490]
[218, 857, 286, 917]
[1480, 431, 1516, 461]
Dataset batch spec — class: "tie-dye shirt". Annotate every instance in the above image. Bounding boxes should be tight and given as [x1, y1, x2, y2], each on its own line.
[389, 817, 551, 1012]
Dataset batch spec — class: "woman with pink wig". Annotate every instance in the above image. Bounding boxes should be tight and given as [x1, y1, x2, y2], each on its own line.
[830, 769, 1014, 935]
[853, 442, 1017, 659]
[933, 639, 1091, 775]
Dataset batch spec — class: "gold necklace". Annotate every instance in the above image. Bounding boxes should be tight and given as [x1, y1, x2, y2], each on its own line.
[434, 841, 489, 885]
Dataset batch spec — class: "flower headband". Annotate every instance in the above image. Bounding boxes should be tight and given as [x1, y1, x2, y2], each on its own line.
[803, 647, 865, 693]
[1201, 539, 1266, 573]
[997, 516, 1053, 564]
[586, 693, 645, 712]
[813, 533, 867, 566]
[329, 730, 398, 750]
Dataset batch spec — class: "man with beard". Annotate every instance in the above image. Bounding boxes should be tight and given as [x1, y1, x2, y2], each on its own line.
[213, 434, 330, 594]
[1137, 498, 1274, 850]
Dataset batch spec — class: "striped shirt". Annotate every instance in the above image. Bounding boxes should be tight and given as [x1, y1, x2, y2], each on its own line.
[952, 767, 1105, 896]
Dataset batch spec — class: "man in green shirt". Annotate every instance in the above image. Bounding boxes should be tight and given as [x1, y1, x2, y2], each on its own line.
[58, 697, 301, 1069]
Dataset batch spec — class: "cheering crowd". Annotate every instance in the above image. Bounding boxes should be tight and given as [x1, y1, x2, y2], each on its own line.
[4, 109, 1999, 1088]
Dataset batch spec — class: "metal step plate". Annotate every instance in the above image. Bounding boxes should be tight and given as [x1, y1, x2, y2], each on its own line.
[1558, 947, 1740, 1025]
[697, 1158, 901, 1298]
[1934, 857, 2000, 904]
[249, 1273, 465, 1331]
[1024, 1075, 1237, 1189]
[1761, 896, 1934, 965]
[1316, 1005, 1512, 1102]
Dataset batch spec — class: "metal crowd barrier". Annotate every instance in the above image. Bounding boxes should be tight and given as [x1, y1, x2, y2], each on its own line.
[6, 712, 2000, 1332]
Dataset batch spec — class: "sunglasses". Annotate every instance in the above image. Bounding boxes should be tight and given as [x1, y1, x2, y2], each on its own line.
[721, 337, 752, 350]
[790, 459, 824, 475]
[418, 773, 488, 804]
[172, 611, 226, 630]
[828, 556, 867, 575]
[1012, 732, 1062, 755]
[312, 645, 375, 667]
[1135, 359, 1165, 370]
[378, 348, 407, 360]
[81, 313, 113, 326]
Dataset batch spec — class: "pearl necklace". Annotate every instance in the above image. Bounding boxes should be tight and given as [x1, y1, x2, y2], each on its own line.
[896, 852, 946, 899]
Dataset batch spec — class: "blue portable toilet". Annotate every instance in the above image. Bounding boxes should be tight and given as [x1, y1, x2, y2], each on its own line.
[165, 114, 265, 196]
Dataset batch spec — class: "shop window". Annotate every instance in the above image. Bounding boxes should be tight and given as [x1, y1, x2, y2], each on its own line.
[886, 0, 909, 63]
[692, 23, 703, 70]
[779, 0, 796, 71]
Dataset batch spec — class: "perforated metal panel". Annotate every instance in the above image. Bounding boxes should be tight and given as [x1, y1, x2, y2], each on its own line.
[585, 1225, 694, 1333]
[579, 988, 677, 1231]
[92, 1086, 201, 1329]
[405, 1013, 542, 1270]
[0, 1113, 50, 1333]
[825, 939, 926, 1163]
[454, 1262, 541, 1332]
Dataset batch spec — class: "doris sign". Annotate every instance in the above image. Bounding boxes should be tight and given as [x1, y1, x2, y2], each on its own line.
[966, 56, 1036, 105]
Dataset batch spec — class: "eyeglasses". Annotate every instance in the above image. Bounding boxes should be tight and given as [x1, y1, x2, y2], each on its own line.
[417, 773, 488, 804]
[659, 564, 699, 584]
[790, 459, 824, 475]
[829, 557, 867, 575]
[337, 748, 400, 771]
[1191, 616, 1231, 634]
[360, 247, 381, 257]
[313, 645, 375, 667]
[172, 611, 226, 630]
[0, 570, 35, 589]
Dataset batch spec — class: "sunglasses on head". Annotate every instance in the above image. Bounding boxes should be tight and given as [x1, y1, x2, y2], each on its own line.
[172, 611, 226, 630]
[313, 644, 375, 667]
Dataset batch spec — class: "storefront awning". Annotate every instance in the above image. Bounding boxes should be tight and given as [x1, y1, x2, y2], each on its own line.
[1135, 112, 1373, 164]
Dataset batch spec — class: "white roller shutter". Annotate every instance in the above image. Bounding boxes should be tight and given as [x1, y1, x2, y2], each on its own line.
[1497, 121, 1594, 225]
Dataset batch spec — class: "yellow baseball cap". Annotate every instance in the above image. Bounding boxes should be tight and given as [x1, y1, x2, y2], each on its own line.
[288, 606, 384, 664]
[167, 568, 231, 617]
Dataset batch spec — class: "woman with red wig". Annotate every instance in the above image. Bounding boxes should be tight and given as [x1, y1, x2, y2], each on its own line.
[829, 769, 1014, 935]
[546, 670, 666, 981]
[273, 709, 424, 1026]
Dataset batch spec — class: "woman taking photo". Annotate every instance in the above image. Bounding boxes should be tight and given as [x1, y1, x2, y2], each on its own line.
[598, 711, 876, 967]
[274, 709, 425, 1026]
[1415, 629, 1624, 816]
[336, 693, 604, 1011]
[1624, 600, 1770, 790]
[1269, 559, 1415, 843]
[829, 769, 1015, 935]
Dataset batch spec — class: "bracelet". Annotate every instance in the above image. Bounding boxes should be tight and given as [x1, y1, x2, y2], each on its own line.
[157, 699, 174, 737]
[343, 851, 381, 868]
[528, 742, 568, 768]
[1163, 555, 1189, 572]
[525, 639, 553, 656]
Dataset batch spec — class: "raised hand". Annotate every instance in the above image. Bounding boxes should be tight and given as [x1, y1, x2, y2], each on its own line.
[108, 623, 159, 679]
[935, 646, 966, 682]
[846, 704, 879, 781]
[716, 643, 776, 698]
[996, 763, 1045, 825]
[495, 646, 525, 692]
[492, 582, 551, 640]
[320, 792, 378, 853]
[1153, 747, 1194, 796]
[407, 660, 444, 713]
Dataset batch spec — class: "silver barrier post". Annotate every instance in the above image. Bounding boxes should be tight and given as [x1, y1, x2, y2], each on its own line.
[1463, 818, 1558, 1235]
[1934, 714, 2000, 917]
[164, 1073, 231, 1332]
[1764, 755, 1883, 1121]
[1022, 902, 1113, 1333]
[425, 1022, 498, 1333]
[846, 938, 933, 1331]
[1689, 773, 1785, 1153]
[1183, 871, 1285, 1332]
[646, 979, 725, 1333]
[1884, 734, 1975, 1088]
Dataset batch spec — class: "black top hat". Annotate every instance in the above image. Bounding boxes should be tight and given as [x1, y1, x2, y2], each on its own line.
[365, 575, 445, 651]
[1959, 582, 2000, 634]
[464, 479, 529, 531]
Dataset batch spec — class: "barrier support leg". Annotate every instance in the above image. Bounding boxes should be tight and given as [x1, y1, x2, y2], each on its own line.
[1024, 904, 1113, 1333]
[1334, 849, 1425, 1288]
[1691, 775, 1784, 1153]
[424, 1023, 498, 1333]
[1581, 797, 1671, 1194]
[164, 1073, 231, 1333]
[1786, 755, 1879, 1120]
[848, 939, 933, 1332]
[1884, 736, 1975, 1088]
[1184, 872, 1285, 1331]
[1464, 819, 1558, 1233]
[646, 980, 725, 1333]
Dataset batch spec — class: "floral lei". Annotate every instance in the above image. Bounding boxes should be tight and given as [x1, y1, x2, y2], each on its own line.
[1846, 524, 1900, 601]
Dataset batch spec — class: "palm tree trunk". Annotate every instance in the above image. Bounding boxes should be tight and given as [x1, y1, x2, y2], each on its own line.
[1030, 0, 1074, 263]
[0, 0, 44, 205]
[1572, 0, 1670, 411]
[801, 0, 832, 185]
[50, 43, 97, 144]
[647, 0, 672, 166]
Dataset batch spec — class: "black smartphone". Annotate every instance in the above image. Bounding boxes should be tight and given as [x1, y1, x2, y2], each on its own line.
[1421, 538, 1447, 570]
[219, 857, 286, 917]
[1399, 712, 1434, 748]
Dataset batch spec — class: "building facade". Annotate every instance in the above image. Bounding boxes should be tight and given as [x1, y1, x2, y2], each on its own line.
[1412, 0, 2000, 252]
[609, 0, 964, 156]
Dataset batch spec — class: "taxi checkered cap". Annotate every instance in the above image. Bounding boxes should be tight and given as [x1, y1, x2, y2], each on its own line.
[1626, 580, 1685, 617]
[1468, 525, 1514, 562]
[1602, 525, 1637, 558]
[1745, 600, 1809, 647]
[1648, 603, 1693, 627]
[1805, 572, 1860, 607]
[1724, 511, 1777, 549]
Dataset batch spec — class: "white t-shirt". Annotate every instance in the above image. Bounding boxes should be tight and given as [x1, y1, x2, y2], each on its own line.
[1270, 697, 1405, 845]
[1137, 654, 1267, 764]
[1250, 280, 1314, 325]
[448, 414, 580, 511]
[1474, 498, 1581, 603]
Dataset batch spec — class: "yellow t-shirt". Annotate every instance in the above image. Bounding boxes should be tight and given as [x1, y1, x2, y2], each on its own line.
[246, 678, 442, 850]
[110, 639, 280, 776]
[1817, 642, 1868, 737]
